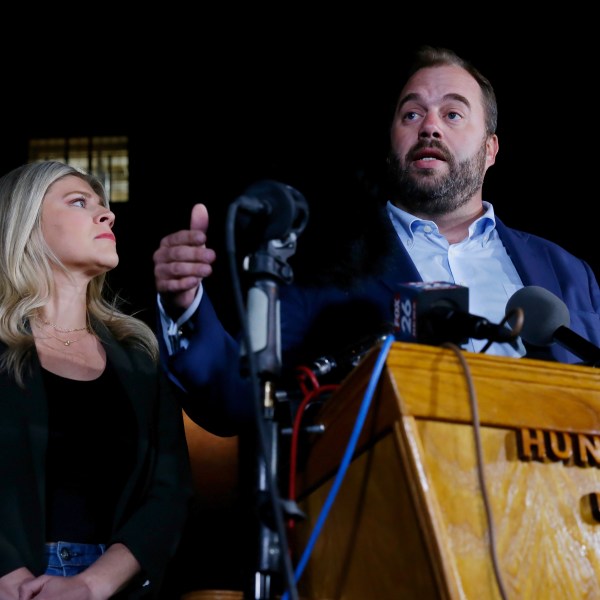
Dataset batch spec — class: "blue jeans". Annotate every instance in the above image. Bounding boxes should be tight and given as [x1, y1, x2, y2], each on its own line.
[44, 541, 106, 576]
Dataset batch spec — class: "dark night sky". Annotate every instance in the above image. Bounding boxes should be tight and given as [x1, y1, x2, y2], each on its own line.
[3, 21, 599, 327]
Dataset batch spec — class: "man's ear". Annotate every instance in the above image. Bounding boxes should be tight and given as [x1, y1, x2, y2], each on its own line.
[486, 134, 499, 168]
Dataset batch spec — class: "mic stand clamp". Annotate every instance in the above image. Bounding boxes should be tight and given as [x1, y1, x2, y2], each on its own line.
[243, 233, 298, 284]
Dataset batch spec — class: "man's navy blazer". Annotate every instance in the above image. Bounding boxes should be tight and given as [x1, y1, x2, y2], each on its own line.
[165, 216, 600, 434]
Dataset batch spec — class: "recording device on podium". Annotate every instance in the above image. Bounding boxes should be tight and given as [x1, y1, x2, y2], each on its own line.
[297, 281, 519, 390]
[392, 281, 515, 346]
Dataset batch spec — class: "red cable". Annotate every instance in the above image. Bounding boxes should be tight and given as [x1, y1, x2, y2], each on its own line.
[287, 368, 338, 530]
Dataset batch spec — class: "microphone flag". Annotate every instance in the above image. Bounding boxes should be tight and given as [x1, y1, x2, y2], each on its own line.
[393, 282, 469, 345]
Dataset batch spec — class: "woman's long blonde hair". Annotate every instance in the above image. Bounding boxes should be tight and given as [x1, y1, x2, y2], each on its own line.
[0, 160, 158, 386]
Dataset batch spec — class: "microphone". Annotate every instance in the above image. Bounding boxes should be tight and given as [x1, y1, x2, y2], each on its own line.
[234, 181, 309, 379]
[234, 179, 309, 244]
[393, 282, 515, 346]
[505, 286, 600, 366]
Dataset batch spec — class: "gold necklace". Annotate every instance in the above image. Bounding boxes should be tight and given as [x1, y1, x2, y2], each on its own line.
[35, 314, 88, 333]
[40, 328, 90, 347]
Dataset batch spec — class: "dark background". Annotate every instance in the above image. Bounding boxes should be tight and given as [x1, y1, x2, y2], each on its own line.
[3, 21, 598, 596]
[3, 25, 598, 332]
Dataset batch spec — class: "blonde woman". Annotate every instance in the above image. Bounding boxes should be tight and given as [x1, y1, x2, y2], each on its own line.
[0, 161, 192, 599]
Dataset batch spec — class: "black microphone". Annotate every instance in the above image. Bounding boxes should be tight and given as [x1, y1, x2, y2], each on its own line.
[234, 179, 309, 244]
[234, 181, 309, 379]
[505, 285, 600, 366]
[393, 282, 515, 346]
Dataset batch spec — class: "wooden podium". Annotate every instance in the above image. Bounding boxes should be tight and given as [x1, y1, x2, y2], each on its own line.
[293, 341, 600, 599]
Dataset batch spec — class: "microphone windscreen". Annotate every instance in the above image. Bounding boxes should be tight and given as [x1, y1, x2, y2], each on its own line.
[505, 286, 570, 346]
[238, 180, 309, 241]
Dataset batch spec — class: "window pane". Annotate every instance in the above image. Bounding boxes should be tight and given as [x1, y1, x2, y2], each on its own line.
[28, 136, 129, 203]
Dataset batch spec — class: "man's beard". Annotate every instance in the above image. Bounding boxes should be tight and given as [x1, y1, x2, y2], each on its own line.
[387, 139, 488, 217]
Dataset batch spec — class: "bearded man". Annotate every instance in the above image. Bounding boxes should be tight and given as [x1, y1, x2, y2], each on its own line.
[152, 45, 600, 431]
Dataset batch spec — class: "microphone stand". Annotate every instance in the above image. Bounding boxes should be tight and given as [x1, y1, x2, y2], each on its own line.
[242, 234, 301, 600]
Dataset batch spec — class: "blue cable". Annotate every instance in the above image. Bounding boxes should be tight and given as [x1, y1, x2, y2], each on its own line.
[282, 334, 395, 600]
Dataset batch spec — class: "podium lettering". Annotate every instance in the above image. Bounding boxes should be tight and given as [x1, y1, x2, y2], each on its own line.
[516, 428, 600, 468]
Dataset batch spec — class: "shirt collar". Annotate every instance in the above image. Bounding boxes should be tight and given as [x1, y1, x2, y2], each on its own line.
[387, 200, 497, 240]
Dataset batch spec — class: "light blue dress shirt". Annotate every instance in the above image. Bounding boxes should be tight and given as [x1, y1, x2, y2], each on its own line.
[387, 200, 525, 357]
[158, 287, 203, 355]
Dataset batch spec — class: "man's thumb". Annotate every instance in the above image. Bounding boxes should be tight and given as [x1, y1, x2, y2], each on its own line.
[190, 203, 209, 233]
